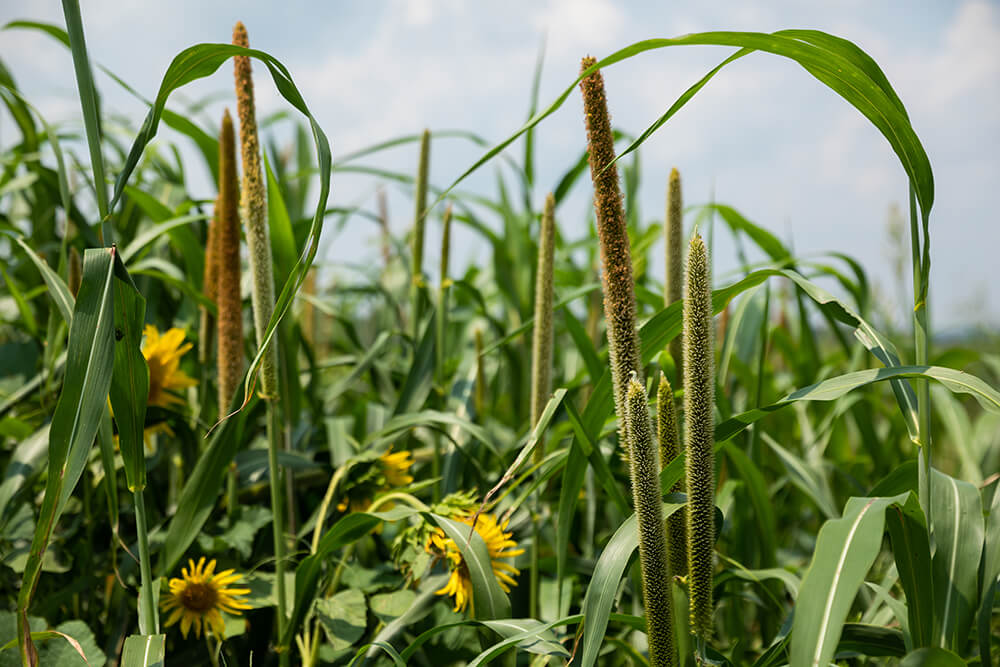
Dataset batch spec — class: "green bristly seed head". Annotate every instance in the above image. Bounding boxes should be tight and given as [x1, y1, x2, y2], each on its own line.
[216, 110, 243, 411]
[439, 203, 452, 287]
[580, 56, 642, 450]
[665, 167, 683, 384]
[233, 21, 278, 398]
[475, 327, 486, 419]
[658, 371, 687, 578]
[625, 375, 676, 667]
[683, 233, 715, 640]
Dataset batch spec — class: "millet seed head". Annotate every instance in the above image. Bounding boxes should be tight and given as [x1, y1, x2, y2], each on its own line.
[580, 56, 642, 449]
[682, 233, 715, 640]
[216, 109, 243, 410]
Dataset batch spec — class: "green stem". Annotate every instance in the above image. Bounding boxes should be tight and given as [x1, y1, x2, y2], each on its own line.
[909, 186, 932, 528]
[61, 0, 110, 242]
[133, 489, 157, 635]
[266, 402, 288, 666]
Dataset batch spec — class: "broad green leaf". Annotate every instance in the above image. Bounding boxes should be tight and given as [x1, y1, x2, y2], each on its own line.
[441, 31, 933, 259]
[930, 469, 983, 650]
[17, 248, 115, 662]
[399, 617, 569, 662]
[885, 494, 933, 648]
[430, 513, 511, 619]
[899, 647, 966, 666]
[108, 254, 149, 492]
[120, 634, 165, 667]
[315, 589, 366, 651]
[836, 623, 905, 658]
[717, 365, 1000, 445]
[790, 493, 911, 667]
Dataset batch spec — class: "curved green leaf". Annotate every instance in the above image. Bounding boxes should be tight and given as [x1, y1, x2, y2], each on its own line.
[790, 493, 914, 667]
[17, 248, 115, 661]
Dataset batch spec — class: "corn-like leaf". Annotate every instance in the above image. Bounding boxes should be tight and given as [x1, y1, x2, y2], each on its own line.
[431, 513, 511, 620]
[790, 493, 915, 666]
[108, 253, 149, 492]
[120, 634, 165, 667]
[899, 647, 966, 666]
[929, 469, 983, 650]
[17, 247, 115, 663]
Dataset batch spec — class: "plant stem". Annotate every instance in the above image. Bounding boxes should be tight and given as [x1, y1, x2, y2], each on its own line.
[266, 401, 288, 666]
[909, 186, 932, 527]
[133, 489, 157, 635]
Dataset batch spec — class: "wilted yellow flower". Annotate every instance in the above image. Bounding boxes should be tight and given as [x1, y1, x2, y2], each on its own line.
[380, 447, 414, 487]
[143, 325, 197, 408]
[426, 513, 524, 614]
[161, 557, 251, 639]
[336, 447, 415, 513]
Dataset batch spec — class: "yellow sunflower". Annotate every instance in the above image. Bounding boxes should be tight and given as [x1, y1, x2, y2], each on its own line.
[336, 447, 415, 512]
[161, 557, 251, 639]
[142, 325, 197, 407]
[426, 513, 524, 614]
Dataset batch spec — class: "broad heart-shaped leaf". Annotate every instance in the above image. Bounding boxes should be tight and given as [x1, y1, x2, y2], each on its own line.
[17, 248, 115, 664]
[279, 507, 417, 651]
[929, 469, 983, 650]
[430, 513, 511, 620]
[108, 253, 149, 492]
[790, 493, 914, 667]
[120, 634, 164, 667]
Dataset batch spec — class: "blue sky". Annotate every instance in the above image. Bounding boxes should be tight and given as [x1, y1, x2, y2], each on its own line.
[2, 1, 998, 333]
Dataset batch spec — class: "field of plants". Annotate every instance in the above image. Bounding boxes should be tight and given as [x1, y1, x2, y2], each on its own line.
[1, 3, 998, 666]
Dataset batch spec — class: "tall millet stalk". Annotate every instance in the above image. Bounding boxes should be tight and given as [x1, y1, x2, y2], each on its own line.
[625, 377, 677, 666]
[683, 234, 715, 640]
[581, 57, 674, 665]
[233, 22, 287, 660]
[579, 56, 641, 446]
[665, 168, 683, 380]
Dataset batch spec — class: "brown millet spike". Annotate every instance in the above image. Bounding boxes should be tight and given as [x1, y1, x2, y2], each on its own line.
[233, 21, 278, 397]
[580, 56, 642, 447]
[68, 246, 82, 298]
[665, 168, 683, 381]
[216, 110, 243, 410]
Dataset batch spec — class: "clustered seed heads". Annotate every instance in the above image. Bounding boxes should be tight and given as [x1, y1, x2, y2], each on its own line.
[658, 372, 687, 578]
[216, 111, 243, 411]
[580, 56, 642, 447]
[683, 234, 715, 639]
[625, 376, 676, 667]
[665, 167, 683, 381]
[233, 21, 278, 397]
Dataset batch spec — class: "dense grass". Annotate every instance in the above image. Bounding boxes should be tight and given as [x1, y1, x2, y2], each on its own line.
[1, 6, 999, 667]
